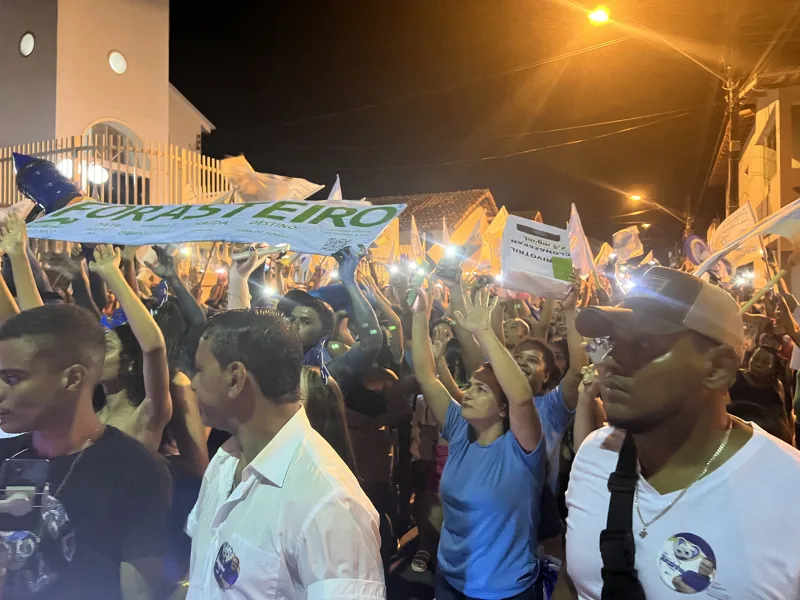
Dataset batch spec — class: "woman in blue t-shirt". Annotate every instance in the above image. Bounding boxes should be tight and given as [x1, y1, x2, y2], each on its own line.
[411, 286, 547, 600]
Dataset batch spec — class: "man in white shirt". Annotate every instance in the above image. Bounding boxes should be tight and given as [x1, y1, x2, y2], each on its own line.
[559, 267, 800, 599]
[184, 310, 385, 599]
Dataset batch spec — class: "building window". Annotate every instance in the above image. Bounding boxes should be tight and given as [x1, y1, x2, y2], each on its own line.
[19, 33, 35, 57]
[108, 50, 127, 75]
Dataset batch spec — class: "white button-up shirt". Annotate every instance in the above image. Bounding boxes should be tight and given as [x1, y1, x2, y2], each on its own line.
[186, 406, 386, 599]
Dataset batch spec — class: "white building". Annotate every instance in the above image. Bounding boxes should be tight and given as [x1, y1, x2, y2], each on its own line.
[0, 0, 225, 206]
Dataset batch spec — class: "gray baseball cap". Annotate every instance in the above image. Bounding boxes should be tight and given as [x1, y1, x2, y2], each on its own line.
[576, 266, 745, 359]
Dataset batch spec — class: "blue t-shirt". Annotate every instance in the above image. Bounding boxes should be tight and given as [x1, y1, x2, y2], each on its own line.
[438, 401, 546, 599]
[535, 384, 574, 492]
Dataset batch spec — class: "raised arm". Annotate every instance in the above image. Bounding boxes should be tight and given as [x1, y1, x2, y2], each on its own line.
[442, 273, 484, 377]
[169, 372, 209, 477]
[52, 244, 103, 320]
[410, 287, 454, 428]
[0, 263, 19, 325]
[0, 215, 43, 311]
[532, 298, 554, 341]
[433, 330, 463, 402]
[146, 245, 206, 329]
[561, 273, 588, 410]
[455, 288, 541, 452]
[326, 247, 383, 388]
[224, 248, 266, 310]
[120, 246, 141, 296]
[91, 245, 172, 431]
[363, 271, 404, 363]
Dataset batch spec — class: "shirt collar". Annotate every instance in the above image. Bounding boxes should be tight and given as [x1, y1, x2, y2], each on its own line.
[239, 405, 311, 487]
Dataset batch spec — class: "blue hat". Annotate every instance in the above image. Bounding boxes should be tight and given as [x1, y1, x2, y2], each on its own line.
[13, 152, 84, 213]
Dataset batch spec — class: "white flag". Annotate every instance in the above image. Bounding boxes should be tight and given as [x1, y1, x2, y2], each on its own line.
[567, 204, 596, 278]
[327, 174, 343, 201]
[594, 242, 613, 267]
[696, 197, 800, 277]
[613, 226, 644, 262]
[221, 155, 323, 202]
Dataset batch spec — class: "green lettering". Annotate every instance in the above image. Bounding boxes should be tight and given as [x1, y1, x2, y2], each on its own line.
[309, 206, 358, 227]
[182, 205, 222, 219]
[38, 202, 96, 225]
[112, 206, 162, 221]
[87, 205, 132, 219]
[350, 207, 399, 227]
[221, 204, 252, 218]
[290, 205, 323, 223]
[147, 206, 192, 221]
[252, 201, 305, 221]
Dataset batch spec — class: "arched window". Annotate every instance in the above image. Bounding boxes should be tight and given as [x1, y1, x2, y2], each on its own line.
[84, 121, 148, 170]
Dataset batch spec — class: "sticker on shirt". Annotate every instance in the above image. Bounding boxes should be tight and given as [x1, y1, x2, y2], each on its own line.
[214, 542, 240, 590]
[658, 533, 717, 594]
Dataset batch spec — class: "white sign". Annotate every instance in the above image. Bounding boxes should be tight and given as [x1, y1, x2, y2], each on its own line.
[26, 200, 406, 256]
[500, 215, 573, 298]
[612, 225, 644, 262]
[710, 202, 760, 268]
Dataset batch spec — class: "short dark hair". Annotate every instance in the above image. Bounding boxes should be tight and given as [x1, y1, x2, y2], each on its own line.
[276, 290, 334, 338]
[0, 304, 105, 370]
[200, 310, 303, 402]
[514, 338, 557, 379]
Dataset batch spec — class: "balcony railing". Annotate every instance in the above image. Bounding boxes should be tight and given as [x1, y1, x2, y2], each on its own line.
[0, 135, 229, 207]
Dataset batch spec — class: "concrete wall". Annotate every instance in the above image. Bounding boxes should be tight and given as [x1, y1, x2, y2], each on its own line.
[0, 0, 58, 147]
[169, 86, 206, 151]
[55, 0, 169, 142]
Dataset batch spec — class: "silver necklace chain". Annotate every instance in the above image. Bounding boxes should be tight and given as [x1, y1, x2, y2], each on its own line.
[634, 419, 733, 539]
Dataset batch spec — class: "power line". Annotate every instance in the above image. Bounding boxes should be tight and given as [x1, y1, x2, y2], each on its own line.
[276, 110, 691, 171]
[273, 107, 695, 150]
[270, 37, 631, 128]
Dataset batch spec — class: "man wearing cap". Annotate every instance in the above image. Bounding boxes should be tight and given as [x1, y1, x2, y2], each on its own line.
[277, 247, 383, 390]
[560, 267, 800, 598]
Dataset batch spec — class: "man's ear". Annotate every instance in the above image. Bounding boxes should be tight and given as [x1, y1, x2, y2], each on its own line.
[705, 345, 739, 391]
[62, 364, 87, 393]
[226, 362, 248, 398]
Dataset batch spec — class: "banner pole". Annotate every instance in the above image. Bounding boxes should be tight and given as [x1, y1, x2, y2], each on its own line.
[739, 269, 786, 314]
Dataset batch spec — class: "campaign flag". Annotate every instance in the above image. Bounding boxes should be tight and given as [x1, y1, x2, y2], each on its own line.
[26, 199, 405, 257]
[613, 225, 644, 262]
[567, 203, 596, 279]
[709, 203, 760, 269]
[696, 197, 800, 277]
[328, 174, 343, 201]
[594, 242, 613, 267]
[428, 216, 452, 264]
[410, 215, 425, 263]
[221, 155, 323, 202]
[639, 250, 655, 266]
[533, 211, 544, 223]
[479, 207, 509, 274]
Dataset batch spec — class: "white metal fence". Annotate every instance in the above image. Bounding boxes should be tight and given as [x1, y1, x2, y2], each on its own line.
[0, 135, 229, 207]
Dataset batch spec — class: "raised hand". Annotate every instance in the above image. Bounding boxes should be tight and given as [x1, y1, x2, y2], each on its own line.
[233, 247, 266, 278]
[52, 243, 86, 279]
[121, 245, 140, 263]
[562, 269, 582, 311]
[0, 214, 28, 258]
[89, 244, 121, 278]
[335, 245, 366, 285]
[409, 285, 429, 315]
[144, 245, 178, 280]
[454, 287, 498, 336]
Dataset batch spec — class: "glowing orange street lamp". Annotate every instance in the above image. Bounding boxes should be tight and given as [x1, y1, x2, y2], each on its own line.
[629, 194, 643, 201]
[588, 6, 610, 25]
[641, 223, 651, 229]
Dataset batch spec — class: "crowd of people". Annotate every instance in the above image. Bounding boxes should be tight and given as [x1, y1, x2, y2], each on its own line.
[0, 210, 799, 599]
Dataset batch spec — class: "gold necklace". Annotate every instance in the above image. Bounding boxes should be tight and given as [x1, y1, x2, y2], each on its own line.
[635, 419, 732, 538]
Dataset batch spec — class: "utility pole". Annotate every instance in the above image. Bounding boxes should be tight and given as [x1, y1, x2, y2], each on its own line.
[726, 79, 741, 216]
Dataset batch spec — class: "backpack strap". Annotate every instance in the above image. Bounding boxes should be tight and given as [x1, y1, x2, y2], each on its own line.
[600, 432, 647, 599]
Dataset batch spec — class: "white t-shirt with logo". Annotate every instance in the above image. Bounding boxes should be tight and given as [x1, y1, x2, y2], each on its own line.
[566, 424, 800, 600]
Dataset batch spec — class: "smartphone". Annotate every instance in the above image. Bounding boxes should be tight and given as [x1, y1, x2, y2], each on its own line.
[435, 245, 465, 283]
[0, 458, 50, 531]
[406, 268, 428, 307]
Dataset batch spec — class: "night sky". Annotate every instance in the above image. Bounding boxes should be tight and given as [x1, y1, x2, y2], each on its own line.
[169, 0, 732, 253]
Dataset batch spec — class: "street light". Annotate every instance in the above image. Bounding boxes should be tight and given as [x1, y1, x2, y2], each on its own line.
[641, 223, 651, 229]
[629, 194, 643, 201]
[626, 194, 690, 229]
[588, 6, 610, 25]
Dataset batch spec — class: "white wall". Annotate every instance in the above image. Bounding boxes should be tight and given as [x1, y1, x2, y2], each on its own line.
[55, 0, 169, 143]
[169, 87, 207, 151]
[0, 0, 59, 147]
